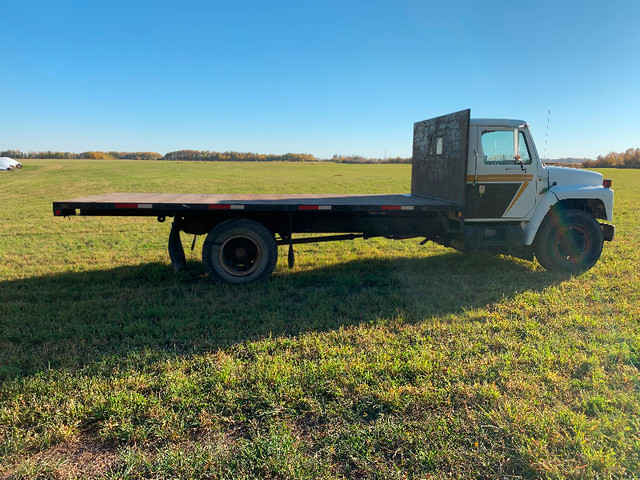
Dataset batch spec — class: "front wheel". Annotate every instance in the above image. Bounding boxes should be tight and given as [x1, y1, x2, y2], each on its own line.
[534, 209, 604, 272]
[202, 219, 278, 283]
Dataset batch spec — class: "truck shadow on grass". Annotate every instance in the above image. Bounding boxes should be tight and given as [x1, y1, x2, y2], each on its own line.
[0, 252, 570, 380]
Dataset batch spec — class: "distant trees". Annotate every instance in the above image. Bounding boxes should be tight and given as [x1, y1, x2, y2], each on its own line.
[89, 151, 163, 160]
[0, 149, 75, 159]
[162, 151, 411, 163]
[330, 154, 411, 164]
[84, 151, 115, 160]
[583, 148, 640, 168]
[161, 150, 316, 162]
[0, 150, 163, 160]
[0, 148, 412, 163]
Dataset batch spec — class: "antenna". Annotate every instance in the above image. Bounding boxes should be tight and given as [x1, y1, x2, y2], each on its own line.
[544, 109, 550, 160]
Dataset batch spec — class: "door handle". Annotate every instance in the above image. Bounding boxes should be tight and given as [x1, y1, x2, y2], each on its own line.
[473, 149, 479, 185]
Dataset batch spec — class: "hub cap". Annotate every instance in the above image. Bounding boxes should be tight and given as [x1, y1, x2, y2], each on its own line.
[219, 235, 262, 276]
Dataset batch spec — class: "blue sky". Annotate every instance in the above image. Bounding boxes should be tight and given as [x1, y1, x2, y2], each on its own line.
[2, 0, 639, 159]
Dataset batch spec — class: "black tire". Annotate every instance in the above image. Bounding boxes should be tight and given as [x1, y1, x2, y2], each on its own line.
[534, 208, 603, 272]
[202, 219, 278, 283]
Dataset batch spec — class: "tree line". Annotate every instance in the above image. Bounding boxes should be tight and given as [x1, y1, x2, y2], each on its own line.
[330, 154, 411, 164]
[582, 148, 640, 168]
[4, 147, 638, 166]
[162, 151, 411, 163]
[1, 150, 162, 160]
[1, 149, 411, 163]
[161, 150, 316, 162]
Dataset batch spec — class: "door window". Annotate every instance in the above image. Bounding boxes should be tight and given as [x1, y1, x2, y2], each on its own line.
[481, 130, 531, 165]
[517, 132, 532, 164]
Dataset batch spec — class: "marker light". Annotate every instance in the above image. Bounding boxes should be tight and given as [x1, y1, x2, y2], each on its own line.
[602, 179, 612, 188]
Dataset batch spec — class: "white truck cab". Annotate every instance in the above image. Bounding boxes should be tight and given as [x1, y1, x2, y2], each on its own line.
[462, 116, 614, 271]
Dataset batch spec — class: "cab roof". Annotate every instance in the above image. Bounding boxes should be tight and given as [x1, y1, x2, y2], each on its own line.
[471, 118, 528, 128]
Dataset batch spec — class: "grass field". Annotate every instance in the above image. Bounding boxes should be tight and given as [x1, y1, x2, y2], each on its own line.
[0, 160, 638, 479]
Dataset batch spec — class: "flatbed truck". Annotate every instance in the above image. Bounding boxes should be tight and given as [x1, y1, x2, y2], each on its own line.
[53, 110, 615, 283]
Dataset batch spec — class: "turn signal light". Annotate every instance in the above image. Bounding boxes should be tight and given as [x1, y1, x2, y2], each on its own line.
[602, 179, 612, 188]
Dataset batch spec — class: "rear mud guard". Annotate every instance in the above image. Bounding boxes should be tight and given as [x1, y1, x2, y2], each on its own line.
[168, 219, 187, 272]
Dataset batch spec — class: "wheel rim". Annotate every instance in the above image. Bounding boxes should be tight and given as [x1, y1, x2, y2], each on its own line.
[219, 235, 263, 277]
[553, 225, 592, 265]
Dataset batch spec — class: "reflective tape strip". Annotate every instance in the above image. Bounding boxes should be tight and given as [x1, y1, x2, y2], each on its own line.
[114, 203, 153, 209]
[298, 205, 331, 210]
[208, 204, 245, 210]
[381, 205, 415, 211]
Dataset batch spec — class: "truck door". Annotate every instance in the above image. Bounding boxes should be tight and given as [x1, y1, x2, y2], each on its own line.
[466, 127, 538, 220]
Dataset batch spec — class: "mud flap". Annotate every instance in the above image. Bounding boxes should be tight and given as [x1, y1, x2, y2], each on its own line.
[601, 223, 615, 242]
[168, 220, 187, 272]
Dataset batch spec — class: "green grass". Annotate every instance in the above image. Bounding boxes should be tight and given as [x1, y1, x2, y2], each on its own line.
[0, 160, 639, 479]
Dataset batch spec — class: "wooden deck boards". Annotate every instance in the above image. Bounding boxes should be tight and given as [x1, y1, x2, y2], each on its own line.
[60, 192, 458, 208]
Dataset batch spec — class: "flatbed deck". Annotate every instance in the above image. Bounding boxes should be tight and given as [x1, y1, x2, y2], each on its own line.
[54, 192, 462, 216]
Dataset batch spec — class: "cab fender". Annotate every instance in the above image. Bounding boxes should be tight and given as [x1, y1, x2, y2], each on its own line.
[523, 185, 613, 245]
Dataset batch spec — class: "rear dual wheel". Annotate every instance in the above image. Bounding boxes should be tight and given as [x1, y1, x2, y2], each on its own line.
[202, 219, 278, 283]
[534, 208, 603, 272]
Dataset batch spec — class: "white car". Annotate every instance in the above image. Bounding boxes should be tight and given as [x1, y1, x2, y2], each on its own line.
[0, 157, 22, 171]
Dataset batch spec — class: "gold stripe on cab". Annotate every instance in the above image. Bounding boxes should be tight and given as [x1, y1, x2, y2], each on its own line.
[466, 174, 534, 216]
